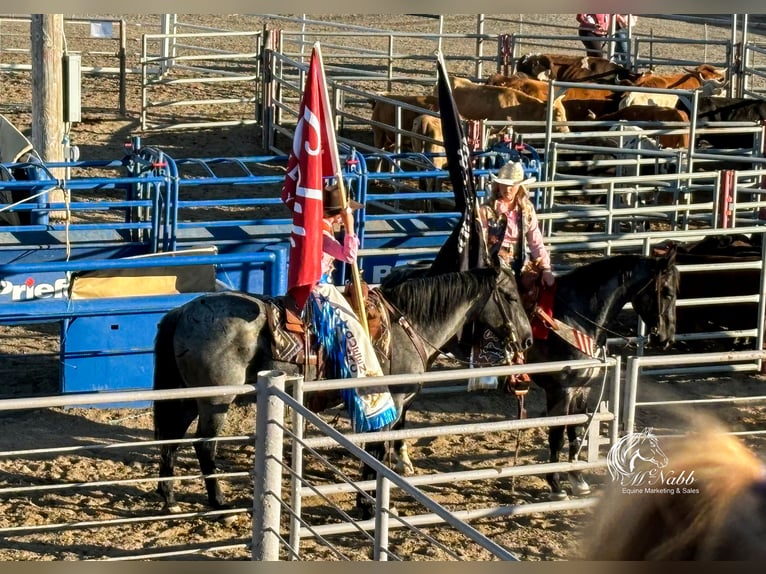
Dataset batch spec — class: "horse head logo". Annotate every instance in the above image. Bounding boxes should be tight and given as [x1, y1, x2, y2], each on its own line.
[607, 428, 669, 486]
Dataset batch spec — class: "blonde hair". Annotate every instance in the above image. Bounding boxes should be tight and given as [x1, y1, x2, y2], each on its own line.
[581, 419, 766, 560]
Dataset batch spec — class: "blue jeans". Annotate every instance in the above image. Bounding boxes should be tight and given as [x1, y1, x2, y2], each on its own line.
[612, 28, 630, 65]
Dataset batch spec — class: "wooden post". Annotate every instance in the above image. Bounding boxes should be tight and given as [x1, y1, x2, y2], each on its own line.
[30, 14, 66, 219]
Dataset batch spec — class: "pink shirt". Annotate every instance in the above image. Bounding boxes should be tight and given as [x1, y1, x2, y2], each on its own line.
[576, 14, 609, 35]
[491, 198, 551, 269]
[321, 219, 358, 276]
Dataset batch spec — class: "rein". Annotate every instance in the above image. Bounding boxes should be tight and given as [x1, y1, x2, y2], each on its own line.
[376, 279, 521, 370]
[571, 269, 666, 348]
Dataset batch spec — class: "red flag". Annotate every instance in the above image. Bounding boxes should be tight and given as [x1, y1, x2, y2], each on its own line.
[281, 43, 339, 310]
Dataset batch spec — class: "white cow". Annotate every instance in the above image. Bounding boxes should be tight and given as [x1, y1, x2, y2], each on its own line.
[619, 78, 725, 110]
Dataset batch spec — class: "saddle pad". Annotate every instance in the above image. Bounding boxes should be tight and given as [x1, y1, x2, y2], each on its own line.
[265, 301, 306, 365]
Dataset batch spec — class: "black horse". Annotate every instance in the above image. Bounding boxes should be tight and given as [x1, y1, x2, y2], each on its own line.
[527, 250, 679, 499]
[152, 264, 532, 517]
[384, 249, 679, 500]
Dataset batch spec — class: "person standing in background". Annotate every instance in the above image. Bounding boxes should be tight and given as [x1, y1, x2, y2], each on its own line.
[611, 14, 638, 65]
[576, 14, 609, 58]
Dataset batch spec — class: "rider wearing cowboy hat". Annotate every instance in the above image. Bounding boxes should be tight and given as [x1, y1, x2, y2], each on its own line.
[481, 161, 555, 288]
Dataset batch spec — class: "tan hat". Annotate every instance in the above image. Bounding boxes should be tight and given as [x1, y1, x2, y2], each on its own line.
[490, 161, 536, 186]
[323, 183, 363, 215]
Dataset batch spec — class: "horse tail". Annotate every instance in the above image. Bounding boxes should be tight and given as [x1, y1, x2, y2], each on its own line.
[153, 306, 197, 440]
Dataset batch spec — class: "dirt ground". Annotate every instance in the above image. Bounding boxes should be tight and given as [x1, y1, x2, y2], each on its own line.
[1, 14, 766, 561]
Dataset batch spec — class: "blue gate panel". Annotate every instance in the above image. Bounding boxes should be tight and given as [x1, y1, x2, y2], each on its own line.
[61, 312, 163, 408]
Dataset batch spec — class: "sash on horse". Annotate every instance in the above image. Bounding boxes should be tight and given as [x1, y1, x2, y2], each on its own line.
[265, 288, 397, 433]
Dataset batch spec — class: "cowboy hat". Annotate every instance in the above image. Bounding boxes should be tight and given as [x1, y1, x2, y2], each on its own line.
[323, 183, 363, 215]
[490, 161, 536, 187]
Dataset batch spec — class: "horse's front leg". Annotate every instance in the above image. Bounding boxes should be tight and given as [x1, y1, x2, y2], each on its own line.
[565, 390, 592, 497]
[544, 387, 569, 500]
[356, 439, 386, 520]
[546, 426, 568, 500]
[390, 393, 416, 476]
[566, 423, 592, 496]
[393, 441, 414, 476]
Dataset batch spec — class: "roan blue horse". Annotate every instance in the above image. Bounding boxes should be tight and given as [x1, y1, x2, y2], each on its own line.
[152, 263, 532, 518]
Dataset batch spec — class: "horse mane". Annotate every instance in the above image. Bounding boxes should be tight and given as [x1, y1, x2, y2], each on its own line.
[377, 267, 495, 326]
[564, 254, 646, 288]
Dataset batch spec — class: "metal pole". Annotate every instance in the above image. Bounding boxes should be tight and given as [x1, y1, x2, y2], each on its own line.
[373, 475, 391, 560]
[610, 354, 622, 441]
[624, 356, 640, 433]
[119, 19, 126, 117]
[252, 369, 286, 561]
[475, 14, 484, 80]
[287, 375, 305, 559]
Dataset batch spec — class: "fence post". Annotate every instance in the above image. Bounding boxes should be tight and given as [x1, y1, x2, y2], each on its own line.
[252, 369, 286, 561]
[373, 474, 391, 560]
[624, 356, 640, 434]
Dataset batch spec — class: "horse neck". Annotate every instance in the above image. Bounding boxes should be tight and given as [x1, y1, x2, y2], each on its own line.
[381, 271, 493, 356]
[560, 258, 651, 339]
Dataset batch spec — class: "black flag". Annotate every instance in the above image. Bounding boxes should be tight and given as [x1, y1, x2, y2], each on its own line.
[430, 51, 486, 274]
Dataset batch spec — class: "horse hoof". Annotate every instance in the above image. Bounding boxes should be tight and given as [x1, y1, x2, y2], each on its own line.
[395, 460, 415, 476]
[548, 490, 569, 501]
[568, 473, 592, 497]
[163, 503, 182, 514]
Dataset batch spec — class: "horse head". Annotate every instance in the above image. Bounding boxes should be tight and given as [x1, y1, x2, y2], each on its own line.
[478, 260, 533, 354]
[632, 247, 679, 349]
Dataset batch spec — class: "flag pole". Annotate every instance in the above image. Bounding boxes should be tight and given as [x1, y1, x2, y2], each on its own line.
[314, 42, 370, 337]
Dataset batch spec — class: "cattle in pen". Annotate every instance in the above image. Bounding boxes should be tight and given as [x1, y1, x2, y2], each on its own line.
[587, 105, 691, 148]
[369, 93, 439, 151]
[619, 64, 727, 109]
[515, 53, 642, 84]
[446, 77, 570, 132]
[678, 96, 766, 149]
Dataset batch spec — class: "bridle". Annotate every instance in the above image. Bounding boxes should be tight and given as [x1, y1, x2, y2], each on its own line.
[571, 266, 671, 345]
[491, 282, 523, 353]
[633, 266, 673, 338]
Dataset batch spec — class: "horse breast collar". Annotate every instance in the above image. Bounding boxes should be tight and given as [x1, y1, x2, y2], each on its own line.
[376, 292, 431, 370]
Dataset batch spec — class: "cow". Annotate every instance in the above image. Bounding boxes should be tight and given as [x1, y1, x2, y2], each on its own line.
[626, 64, 726, 91]
[369, 93, 439, 151]
[410, 114, 446, 169]
[445, 77, 570, 132]
[618, 77, 725, 110]
[486, 73, 620, 103]
[515, 53, 643, 84]
[410, 114, 447, 196]
[562, 97, 622, 122]
[684, 96, 766, 150]
[587, 105, 691, 149]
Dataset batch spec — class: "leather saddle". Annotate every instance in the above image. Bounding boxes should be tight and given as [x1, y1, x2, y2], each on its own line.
[264, 284, 392, 371]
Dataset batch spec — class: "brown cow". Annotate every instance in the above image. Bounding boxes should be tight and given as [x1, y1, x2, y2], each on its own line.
[410, 114, 446, 169]
[627, 64, 726, 91]
[563, 98, 622, 122]
[410, 114, 446, 193]
[446, 77, 570, 132]
[486, 73, 621, 106]
[516, 53, 643, 84]
[370, 93, 439, 151]
[588, 105, 691, 148]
